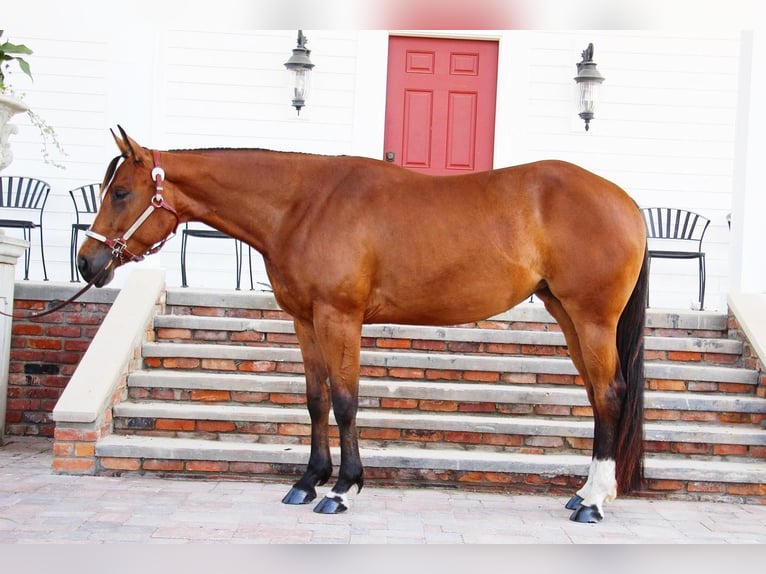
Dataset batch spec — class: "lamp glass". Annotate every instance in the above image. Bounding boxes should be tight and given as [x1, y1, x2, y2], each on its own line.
[577, 80, 600, 116]
[291, 68, 311, 102]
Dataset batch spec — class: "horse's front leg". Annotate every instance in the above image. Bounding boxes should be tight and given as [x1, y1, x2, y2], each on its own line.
[311, 306, 364, 514]
[281, 319, 333, 505]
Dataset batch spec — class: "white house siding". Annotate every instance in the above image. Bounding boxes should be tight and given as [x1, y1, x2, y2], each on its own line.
[0, 22, 745, 312]
[497, 31, 740, 312]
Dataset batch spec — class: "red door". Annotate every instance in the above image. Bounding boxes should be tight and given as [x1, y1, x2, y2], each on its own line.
[384, 36, 498, 176]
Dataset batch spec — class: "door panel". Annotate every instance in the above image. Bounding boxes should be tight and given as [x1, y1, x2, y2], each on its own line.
[447, 91, 477, 170]
[403, 90, 433, 168]
[384, 36, 498, 176]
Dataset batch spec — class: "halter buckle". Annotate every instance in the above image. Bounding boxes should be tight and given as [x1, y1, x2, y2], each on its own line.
[151, 166, 166, 182]
[110, 238, 128, 258]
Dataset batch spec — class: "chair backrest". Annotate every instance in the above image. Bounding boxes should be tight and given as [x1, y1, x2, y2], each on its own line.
[68, 183, 101, 225]
[0, 176, 51, 217]
[641, 207, 710, 253]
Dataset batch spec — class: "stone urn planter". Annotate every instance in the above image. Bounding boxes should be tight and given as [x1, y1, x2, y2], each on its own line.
[0, 93, 29, 172]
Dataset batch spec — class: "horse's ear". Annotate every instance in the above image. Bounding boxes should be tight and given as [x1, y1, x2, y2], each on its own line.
[111, 125, 149, 164]
[111, 127, 132, 158]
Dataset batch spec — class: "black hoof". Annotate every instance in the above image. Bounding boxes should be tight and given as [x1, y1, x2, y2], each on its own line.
[569, 504, 603, 523]
[565, 494, 584, 510]
[313, 494, 348, 514]
[281, 485, 317, 505]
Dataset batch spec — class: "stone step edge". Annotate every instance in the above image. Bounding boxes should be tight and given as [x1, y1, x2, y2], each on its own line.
[140, 342, 760, 385]
[153, 316, 743, 355]
[127, 371, 766, 414]
[164, 289, 729, 332]
[95, 434, 766, 484]
[112, 401, 766, 445]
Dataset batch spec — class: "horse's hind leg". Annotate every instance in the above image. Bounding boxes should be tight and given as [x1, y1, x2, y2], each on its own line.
[281, 319, 333, 505]
[538, 292, 622, 523]
[567, 318, 626, 523]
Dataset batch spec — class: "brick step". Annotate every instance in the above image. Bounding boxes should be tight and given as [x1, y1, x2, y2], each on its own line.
[94, 434, 766, 503]
[140, 342, 761, 394]
[153, 316, 744, 367]
[111, 400, 766, 459]
[126, 370, 766, 425]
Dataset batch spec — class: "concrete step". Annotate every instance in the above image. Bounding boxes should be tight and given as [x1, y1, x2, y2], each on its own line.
[111, 399, 766, 458]
[95, 433, 766, 503]
[140, 341, 761, 391]
[153, 315, 745, 364]
[126, 370, 766, 424]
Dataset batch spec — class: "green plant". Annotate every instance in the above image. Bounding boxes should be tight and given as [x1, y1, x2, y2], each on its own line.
[0, 30, 33, 91]
[0, 30, 66, 169]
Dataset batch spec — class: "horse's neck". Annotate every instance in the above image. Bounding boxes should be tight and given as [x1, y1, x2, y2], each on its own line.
[168, 149, 318, 255]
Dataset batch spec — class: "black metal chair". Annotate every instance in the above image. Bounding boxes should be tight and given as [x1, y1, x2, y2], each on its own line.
[68, 183, 101, 282]
[641, 207, 711, 310]
[180, 223, 253, 290]
[0, 176, 51, 280]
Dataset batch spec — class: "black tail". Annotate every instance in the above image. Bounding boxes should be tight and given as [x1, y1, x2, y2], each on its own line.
[615, 246, 648, 494]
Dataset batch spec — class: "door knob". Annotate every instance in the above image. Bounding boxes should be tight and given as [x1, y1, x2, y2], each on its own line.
[385, 151, 395, 162]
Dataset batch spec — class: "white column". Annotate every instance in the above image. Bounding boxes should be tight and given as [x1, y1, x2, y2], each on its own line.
[0, 231, 29, 443]
[730, 30, 766, 294]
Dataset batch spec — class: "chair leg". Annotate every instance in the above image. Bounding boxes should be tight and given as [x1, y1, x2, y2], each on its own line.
[234, 239, 242, 290]
[247, 246, 254, 290]
[699, 254, 706, 311]
[645, 255, 653, 309]
[38, 224, 48, 281]
[24, 250, 30, 280]
[180, 231, 189, 287]
[70, 227, 79, 282]
[20, 227, 31, 280]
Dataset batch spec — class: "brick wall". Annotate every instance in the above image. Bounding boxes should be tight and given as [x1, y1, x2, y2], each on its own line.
[728, 313, 766, 401]
[6, 285, 117, 436]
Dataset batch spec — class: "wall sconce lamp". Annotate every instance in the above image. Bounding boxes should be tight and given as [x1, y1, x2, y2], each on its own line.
[574, 43, 605, 131]
[284, 30, 315, 115]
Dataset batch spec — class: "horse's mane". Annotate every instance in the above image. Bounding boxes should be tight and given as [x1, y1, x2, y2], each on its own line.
[168, 147, 320, 157]
[169, 147, 268, 153]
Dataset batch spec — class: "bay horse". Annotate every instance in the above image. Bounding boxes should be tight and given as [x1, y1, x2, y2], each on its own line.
[79, 127, 648, 523]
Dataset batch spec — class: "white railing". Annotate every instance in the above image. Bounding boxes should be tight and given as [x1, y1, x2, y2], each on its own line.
[52, 269, 165, 430]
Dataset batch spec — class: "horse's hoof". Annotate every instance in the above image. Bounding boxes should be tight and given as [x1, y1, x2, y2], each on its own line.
[313, 494, 348, 514]
[569, 504, 603, 523]
[281, 485, 316, 505]
[565, 494, 584, 510]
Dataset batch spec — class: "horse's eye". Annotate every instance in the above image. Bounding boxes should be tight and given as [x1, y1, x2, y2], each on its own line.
[113, 188, 130, 201]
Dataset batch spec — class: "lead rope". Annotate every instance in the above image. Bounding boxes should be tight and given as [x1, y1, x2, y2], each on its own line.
[0, 257, 116, 320]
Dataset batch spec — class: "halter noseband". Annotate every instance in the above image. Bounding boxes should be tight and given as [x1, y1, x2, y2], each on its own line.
[85, 150, 180, 264]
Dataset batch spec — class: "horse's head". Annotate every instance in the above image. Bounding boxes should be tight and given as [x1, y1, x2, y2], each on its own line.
[78, 126, 179, 286]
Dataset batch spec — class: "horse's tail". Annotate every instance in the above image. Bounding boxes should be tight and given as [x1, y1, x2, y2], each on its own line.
[615, 245, 648, 494]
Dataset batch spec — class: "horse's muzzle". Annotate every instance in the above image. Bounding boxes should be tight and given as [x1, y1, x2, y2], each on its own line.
[77, 246, 116, 287]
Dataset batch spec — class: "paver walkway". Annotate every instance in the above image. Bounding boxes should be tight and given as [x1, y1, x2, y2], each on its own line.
[1, 436, 765, 544]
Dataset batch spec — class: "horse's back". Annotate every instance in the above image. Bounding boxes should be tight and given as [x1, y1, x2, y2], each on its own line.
[313, 158, 645, 325]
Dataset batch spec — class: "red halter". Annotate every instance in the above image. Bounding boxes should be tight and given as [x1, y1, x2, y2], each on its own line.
[85, 150, 179, 263]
